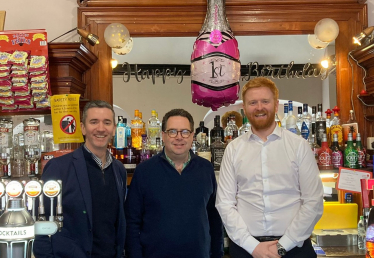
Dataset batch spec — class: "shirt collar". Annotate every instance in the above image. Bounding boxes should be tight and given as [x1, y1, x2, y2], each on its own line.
[164, 151, 191, 171]
[83, 144, 113, 169]
[247, 123, 281, 142]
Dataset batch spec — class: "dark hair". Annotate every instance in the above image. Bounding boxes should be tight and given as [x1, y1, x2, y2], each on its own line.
[162, 109, 194, 132]
[82, 100, 115, 125]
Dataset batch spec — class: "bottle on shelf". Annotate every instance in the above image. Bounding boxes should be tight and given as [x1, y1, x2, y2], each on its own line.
[114, 116, 126, 150]
[224, 114, 239, 142]
[124, 136, 138, 173]
[300, 103, 311, 140]
[356, 133, 366, 168]
[211, 130, 225, 171]
[123, 118, 132, 146]
[344, 133, 358, 169]
[139, 134, 151, 163]
[197, 133, 211, 162]
[275, 113, 281, 127]
[281, 103, 288, 129]
[286, 100, 300, 135]
[342, 109, 358, 144]
[315, 104, 326, 146]
[195, 121, 209, 140]
[296, 106, 303, 132]
[147, 110, 162, 150]
[153, 137, 163, 156]
[239, 116, 251, 135]
[138, 112, 146, 135]
[358, 215, 366, 250]
[318, 133, 333, 170]
[191, 135, 200, 155]
[131, 110, 143, 149]
[311, 106, 317, 137]
[308, 134, 320, 164]
[325, 109, 332, 146]
[330, 134, 343, 169]
[330, 106, 343, 148]
[210, 115, 225, 144]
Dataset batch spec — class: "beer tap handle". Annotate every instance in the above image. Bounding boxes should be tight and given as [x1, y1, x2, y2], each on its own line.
[38, 181, 46, 221]
[49, 197, 54, 222]
[55, 180, 63, 230]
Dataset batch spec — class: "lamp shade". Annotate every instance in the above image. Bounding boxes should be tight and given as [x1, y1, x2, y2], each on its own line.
[314, 18, 339, 43]
[308, 34, 329, 49]
[104, 23, 130, 49]
[113, 37, 133, 55]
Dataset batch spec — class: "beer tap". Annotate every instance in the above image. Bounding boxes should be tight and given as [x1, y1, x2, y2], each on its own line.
[42, 180, 61, 223]
[55, 180, 63, 231]
[0, 182, 5, 216]
[24, 180, 43, 221]
[38, 180, 46, 221]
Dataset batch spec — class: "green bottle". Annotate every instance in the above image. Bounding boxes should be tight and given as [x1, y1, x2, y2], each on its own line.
[344, 133, 358, 168]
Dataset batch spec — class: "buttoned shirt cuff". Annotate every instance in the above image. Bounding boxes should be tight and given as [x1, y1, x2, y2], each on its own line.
[242, 236, 260, 254]
[279, 235, 301, 252]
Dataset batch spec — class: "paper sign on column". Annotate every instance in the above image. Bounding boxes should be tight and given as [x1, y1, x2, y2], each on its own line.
[336, 168, 372, 193]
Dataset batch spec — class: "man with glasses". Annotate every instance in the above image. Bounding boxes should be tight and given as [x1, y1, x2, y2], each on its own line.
[125, 109, 223, 258]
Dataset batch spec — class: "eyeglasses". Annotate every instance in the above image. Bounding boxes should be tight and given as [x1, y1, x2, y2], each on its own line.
[164, 129, 192, 138]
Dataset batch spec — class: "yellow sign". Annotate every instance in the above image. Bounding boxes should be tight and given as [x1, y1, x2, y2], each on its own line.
[51, 94, 84, 143]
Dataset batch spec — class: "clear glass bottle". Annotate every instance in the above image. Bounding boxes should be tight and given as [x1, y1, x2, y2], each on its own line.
[311, 105, 317, 137]
[140, 134, 151, 163]
[344, 133, 358, 168]
[330, 106, 343, 148]
[147, 110, 162, 149]
[308, 134, 320, 164]
[296, 106, 303, 132]
[325, 109, 332, 146]
[224, 114, 239, 142]
[197, 133, 211, 162]
[239, 116, 251, 135]
[318, 133, 333, 170]
[153, 137, 163, 156]
[358, 215, 366, 250]
[315, 104, 326, 146]
[343, 109, 358, 144]
[0, 118, 13, 148]
[330, 133, 343, 169]
[286, 100, 300, 135]
[191, 135, 200, 155]
[23, 118, 40, 146]
[356, 133, 366, 168]
[210, 131, 225, 171]
[131, 110, 143, 149]
[123, 118, 132, 146]
[301, 103, 311, 140]
[281, 103, 288, 128]
[139, 112, 146, 135]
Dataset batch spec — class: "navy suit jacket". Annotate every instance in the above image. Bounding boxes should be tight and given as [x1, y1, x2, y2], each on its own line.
[33, 146, 127, 258]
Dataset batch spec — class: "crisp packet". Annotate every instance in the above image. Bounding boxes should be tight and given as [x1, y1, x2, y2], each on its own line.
[0, 80, 11, 87]
[36, 95, 50, 108]
[31, 81, 48, 90]
[0, 52, 12, 65]
[9, 50, 30, 65]
[32, 88, 48, 95]
[29, 56, 47, 72]
[11, 83, 29, 92]
[0, 90, 12, 97]
[1, 104, 18, 111]
[12, 77, 28, 84]
[11, 70, 28, 77]
[14, 90, 30, 97]
[0, 97, 14, 105]
[14, 96, 32, 106]
[30, 74, 47, 83]
[0, 85, 11, 91]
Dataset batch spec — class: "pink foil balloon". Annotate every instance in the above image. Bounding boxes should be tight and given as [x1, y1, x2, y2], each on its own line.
[191, 0, 241, 111]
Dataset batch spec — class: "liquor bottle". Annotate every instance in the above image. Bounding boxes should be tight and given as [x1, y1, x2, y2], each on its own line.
[107, 140, 116, 157]
[275, 113, 281, 127]
[232, 131, 238, 140]
[296, 106, 303, 132]
[325, 109, 332, 146]
[239, 116, 251, 135]
[131, 110, 143, 149]
[0, 119, 13, 177]
[318, 134, 333, 170]
[356, 133, 366, 168]
[124, 136, 138, 173]
[147, 110, 161, 149]
[308, 134, 320, 164]
[366, 198, 374, 255]
[344, 133, 358, 169]
[197, 133, 211, 162]
[315, 104, 326, 146]
[311, 106, 317, 136]
[140, 134, 151, 163]
[114, 116, 126, 150]
[343, 110, 358, 144]
[123, 118, 132, 146]
[211, 130, 225, 171]
[331, 133, 343, 169]
[286, 100, 300, 135]
[191, 135, 200, 155]
[330, 106, 343, 148]
[210, 115, 225, 144]
[195, 121, 209, 142]
[224, 114, 239, 142]
[153, 137, 163, 156]
[358, 215, 366, 250]
[139, 112, 146, 135]
[281, 103, 288, 128]
[300, 103, 311, 140]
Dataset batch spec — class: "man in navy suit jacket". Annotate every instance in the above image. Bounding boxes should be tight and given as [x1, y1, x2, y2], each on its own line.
[33, 100, 127, 258]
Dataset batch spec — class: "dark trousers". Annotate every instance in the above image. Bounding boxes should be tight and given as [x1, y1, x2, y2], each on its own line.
[229, 238, 316, 258]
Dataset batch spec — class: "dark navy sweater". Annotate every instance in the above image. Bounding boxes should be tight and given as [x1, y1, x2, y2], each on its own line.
[125, 151, 223, 258]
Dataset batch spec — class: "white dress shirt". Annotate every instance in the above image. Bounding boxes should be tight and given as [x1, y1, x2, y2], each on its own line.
[216, 125, 323, 254]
